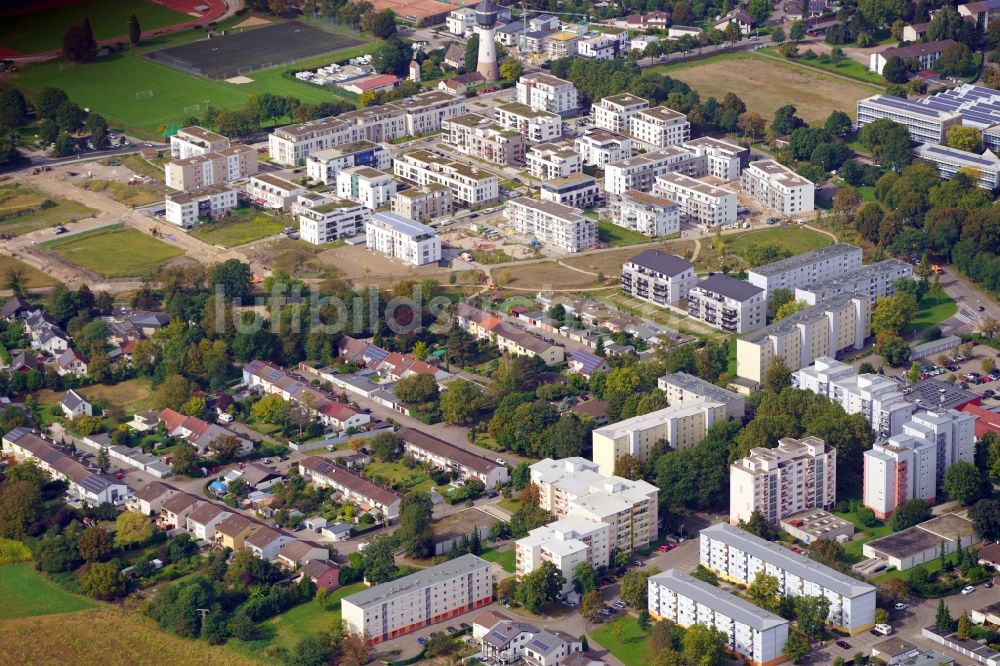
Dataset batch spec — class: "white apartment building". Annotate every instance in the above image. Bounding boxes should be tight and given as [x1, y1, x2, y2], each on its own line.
[245, 173, 305, 211]
[391, 184, 453, 222]
[515, 74, 579, 115]
[335, 166, 397, 209]
[653, 172, 737, 228]
[443, 113, 526, 166]
[165, 145, 258, 191]
[605, 145, 701, 195]
[574, 129, 632, 167]
[515, 518, 610, 594]
[730, 436, 837, 526]
[735, 292, 871, 386]
[793, 357, 915, 438]
[740, 159, 815, 215]
[864, 409, 976, 519]
[620, 249, 696, 306]
[539, 173, 601, 209]
[504, 197, 596, 253]
[913, 143, 1000, 189]
[305, 141, 391, 185]
[683, 136, 746, 181]
[526, 142, 581, 179]
[687, 274, 766, 334]
[658, 372, 747, 421]
[446, 6, 476, 34]
[170, 125, 229, 159]
[268, 91, 467, 166]
[611, 190, 680, 236]
[747, 243, 863, 297]
[647, 569, 790, 666]
[593, 93, 649, 134]
[293, 194, 370, 245]
[394, 150, 499, 206]
[593, 398, 728, 475]
[629, 106, 691, 148]
[795, 259, 913, 306]
[578, 32, 624, 60]
[366, 212, 441, 266]
[494, 102, 562, 142]
[856, 94, 962, 144]
[341, 554, 493, 644]
[700, 523, 877, 634]
[164, 184, 238, 229]
[530, 457, 659, 551]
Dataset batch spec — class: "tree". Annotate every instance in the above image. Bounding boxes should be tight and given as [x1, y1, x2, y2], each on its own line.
[128, 13, 141, 45]
[511, 462, 530, 490]
[943, 460, 986, 505]
[771, 104, 801, 136]
[763, 359, 792, 393]
[368, 432, 401, 462]
[825, 110, 853, 138]
[0, 89, 27, 128]
[78, 562, 126, 599]
[394, 373, 439, 404]
[440, 379, 485, 425]
[0, 480, 42, 539]
[872, 293, 917, 338]
[775, 299, 809, 322]
[78, 526, 114, 562]
[747, 572, 782, 613]
[833, 187, 862, 223]
[875, 607, 889, 625]
[946, 125, 982, 153]
[936, 599, 954, 631]
[860, 118, 913, 171]
[208, 434, 244, 462]
[52, 132, 76, 157]
[96, 446, 110, 473]
[882, 56, 908, 83]
[500, 58, 524, 82]
[614, 453, 644, 480]
[970, 499, 1000, 541]
[36, 87, 69, 121]
[937, 42, 972, 77]
[737, 510, 778, 540]
[783, 630, 810, 664]
[890, 498, 932, 531]
[682, 623, 729, 666]
[906, 361, 922, 385]
[737, 111, 766, 143]
[515, 560, 564, 611]
[794, 595, 831, 638]
[362, 8, 397, 38]
[620, 568, 652, 608]
[210, 259, 254, 300]
[362, 533, 398, 583]
[62, 21, 96, 62]
[250, 395, 289, 424]
[747, 0, 771, 26]
[957, 610, 972, 640]
[171, 442, 199, 476]
[573, 561, 598, 595]
[396, 492, 433, 558]
[116, 510, 154, 546]
[581, 589, 603, 623]
[790, 19, 807, 41]
[877, 335, 911, 367]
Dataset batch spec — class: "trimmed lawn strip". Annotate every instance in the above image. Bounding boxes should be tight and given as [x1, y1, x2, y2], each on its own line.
[597, 220, 650, 247]
[760, 47, 888, 86]
[480, 547, 516, 573]
[0, 563, 97, 620]
[589, 615, 646, 665]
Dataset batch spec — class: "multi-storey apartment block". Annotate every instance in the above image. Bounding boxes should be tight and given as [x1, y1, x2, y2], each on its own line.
[593, 93, 650, 134]
[539, 173, 600, 209]
[391, 184, 453, 222]
[394, 150, 499, 207]
[593, 399, 728, 475]
[578, 31, 624, 59]
[530, 457, 659, 551]
[856, 94, 962, 144]
[658, 372, 746, 420]
[245, 174, 305, 211]
[494, 102, 562, 142]
[747, 244, 863, 297]
[653, 172, 737, 228]
[687, 274, 766, 334]
[335, 166, 397, 209]
[795, 259, 912, 306]
[170, 125, 229, 159]
[740, 159, 815, 214]
[735, 293, 871, 387]
[683, 136, 747, 181]
[341, 554, 492, 644]
[305, 141, 391, 185]
[397, 428, 509, 489]
[629, 106, 691, 148]
[268, 91, 467, 165]
[611, 190, 680, 236]
[526, 142, 582, 179]
[864, 409, 976, 519]
[443, 113, 526, 166]
[366, 212, 441, 266]
[574, 129, 632, 167]
[515, 518, 610, 594]
[515, 74, 579, 115]
[604, 146, 701, 195]
[730, 436, 837, 526]
[620, 249, 696, 306]
[164, 184, 238, 228]
[293, 193, 370, 245]
[504, 197, 596, 252]
[913, 143, 1000, 189]
[165, 145, 258, 191]
[700, 523, 877, 633]
[647, 569, 789, 666]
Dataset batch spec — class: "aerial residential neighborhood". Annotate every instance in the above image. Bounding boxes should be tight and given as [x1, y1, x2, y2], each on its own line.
[3, 0, 1000, 664]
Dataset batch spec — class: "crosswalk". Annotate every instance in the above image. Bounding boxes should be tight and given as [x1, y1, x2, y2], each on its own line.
[953, 308, 976, 325]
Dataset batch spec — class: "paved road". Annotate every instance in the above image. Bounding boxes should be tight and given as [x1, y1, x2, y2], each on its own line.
[937, 266, 1000, 334]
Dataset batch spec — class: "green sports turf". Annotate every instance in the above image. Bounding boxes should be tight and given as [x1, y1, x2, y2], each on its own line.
[0, 0, 190, 55]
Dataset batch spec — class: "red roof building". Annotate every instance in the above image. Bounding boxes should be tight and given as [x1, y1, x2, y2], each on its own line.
[959, 402, 1000, 438]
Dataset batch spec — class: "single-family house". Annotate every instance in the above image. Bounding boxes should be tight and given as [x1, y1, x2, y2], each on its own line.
[131, 312, 171, 336]
[277, 540, 330, 569]
[439, 72, 486, 96]
[158, 408, 252, 455]
[60, 389, 92, 419]
[568, 350, 609, 377]
[214, 513, 261, 551]
[246, 526, 296, 561]
[239, 462, 285, 491]
[10, 351, 42, 373]
[55, 347, 89, 377]
[444, 43, 465, 69]
[185, 503, 231, 541]
[319, 402, 371, 433]
[1, 296, 31, 321]
[300, 559, 341, 591]
[127, 481, 179, 516]
[160, 492, 202, 529]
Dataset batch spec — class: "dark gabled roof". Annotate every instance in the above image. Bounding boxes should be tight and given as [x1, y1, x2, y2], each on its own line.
[302, 558, 339, 578]
[397, 427, 502, 476]
[1, 296, 30, 318]
[627, 249, 692, 276]
[299, 457, 403, 506]
[571, 350, 607, 375]
[60, 389, 88, 411]
[131, 311, 171, 328]
[695, 274, 764, 301]
[882, 39, 959, 60]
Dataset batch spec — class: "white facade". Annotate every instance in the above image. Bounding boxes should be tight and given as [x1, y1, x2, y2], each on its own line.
[335, 166, 397, 209]
[305, 142, 391, 185]
[620, 249, 696, 306]
[294, 195, 370, 245]
[740, 159, 815, 215]
[494, 102, 563, 142]
[730, 436, 837, 526]
[653, 172, 737, 228]
[593, 93, 649, 134]
[515, 74, 579, 115]
[245, 174, 305, 211]
[393, 150, 499, 206]
[687, 274, 766, 334]
[447, 7, 476, 34]
[165, 145, 258, 191]
[856, 94, 961, 145]
[629, 106, 691, 148]
[526, 143, 581, 180]
[170, 126, 229, 159]
[795, 259, 913, 307]
[578, 32, 623, 60]
[913, 143, 1000, 189]
[747, 243, 863, 297]
[504, 197, 596, 252]
[515, 518, 610, 594]
[164, 184, 238, 228]
[574, 129, 632, 167]
[863, 410, 977, 519]
[683, 137, 745, 181]
[366, 212, 441, 266]
[539, 173, 601, 209]
[658, 371, 746, 420]
[648, 569, 790, 666]
[612, 190, 680, 236]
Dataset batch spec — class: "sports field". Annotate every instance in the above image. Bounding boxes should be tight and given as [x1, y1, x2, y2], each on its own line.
[148, 21, 363, 79]
[0, 0, 190, 55]
[654, 52, 874, 123]
[40, 224, 184, 277]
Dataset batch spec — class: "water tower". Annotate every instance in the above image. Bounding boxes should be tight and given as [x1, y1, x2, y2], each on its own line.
[475, 0, 500, 82]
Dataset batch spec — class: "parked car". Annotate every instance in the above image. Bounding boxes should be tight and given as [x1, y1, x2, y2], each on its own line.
[894, 603, 908, 611]
[962, 585, 976, 594]
[836, 640, 851, 650]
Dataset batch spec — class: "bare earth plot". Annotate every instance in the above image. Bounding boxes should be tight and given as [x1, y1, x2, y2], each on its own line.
[658, 52, 873, 123]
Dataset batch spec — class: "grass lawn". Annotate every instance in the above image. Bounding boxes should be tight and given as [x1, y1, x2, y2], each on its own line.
[0, 183, 96, 235]
[911, 294, 959, 334]
[191, 212, 287, 248]
[480, 547, 516, 573]
[498, 497, 523, 514]
[876, 555, 945, 582]
[0, 563, 96, 620]
[75, 178, 163, 207]
[697, 225, 831, 273]
[364, 461, 434, 493]
[834, 509, 894, 562]
[0, 607, 261, 665]
[597, 221, 650, 247]
[0, 0, 189, 55]
[229, 583, 366, 659]
[40, 224, 184, 277]
[589, 615, 647, 664]
[498, 296, 536, 314]
[0, 539, 31, 565]
[762, 48, 888, 86]
[0, 255, 62, 288]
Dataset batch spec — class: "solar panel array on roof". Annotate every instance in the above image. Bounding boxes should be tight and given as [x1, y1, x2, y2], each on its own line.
[914, 84, 1000, 128]
[364, 345, 390, 364]
[920, 144, 999, 167]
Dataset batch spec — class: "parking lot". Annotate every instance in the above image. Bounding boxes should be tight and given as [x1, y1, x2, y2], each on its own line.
[906, 343, 1000, 404]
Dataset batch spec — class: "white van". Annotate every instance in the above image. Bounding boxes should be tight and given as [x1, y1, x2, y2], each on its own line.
[874, 624, 893, 635]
